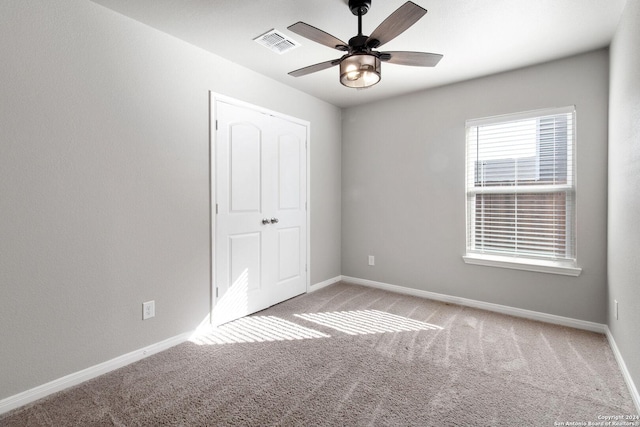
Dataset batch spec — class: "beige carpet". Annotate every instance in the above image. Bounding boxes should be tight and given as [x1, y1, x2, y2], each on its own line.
[1, 282, 637, 426]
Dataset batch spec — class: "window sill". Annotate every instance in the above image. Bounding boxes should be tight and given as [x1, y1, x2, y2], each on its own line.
[462, 253, 582, 277]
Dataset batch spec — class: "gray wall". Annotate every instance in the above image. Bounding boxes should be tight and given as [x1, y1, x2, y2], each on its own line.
[608, 0, 640, 401]
[342, 49, 609, 323]
[0, 0, 341, 399]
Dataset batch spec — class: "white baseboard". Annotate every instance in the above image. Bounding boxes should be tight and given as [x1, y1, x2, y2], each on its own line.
[308, 275, 342, 293]
[341, 276, 607, 333]
[605, 327, 640, 414]
[0, 331, 192, 416]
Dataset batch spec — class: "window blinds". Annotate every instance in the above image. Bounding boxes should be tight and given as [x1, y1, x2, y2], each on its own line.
[465, 107, 576, 261]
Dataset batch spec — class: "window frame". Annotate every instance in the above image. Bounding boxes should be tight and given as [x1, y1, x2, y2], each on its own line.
[463, 106, 582, 276]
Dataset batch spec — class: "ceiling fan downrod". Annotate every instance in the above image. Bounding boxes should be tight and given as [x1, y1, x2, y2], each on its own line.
[348, 0, 372, 51]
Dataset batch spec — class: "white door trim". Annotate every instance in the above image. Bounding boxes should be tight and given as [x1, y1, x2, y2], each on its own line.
[209, 92, 310, 324]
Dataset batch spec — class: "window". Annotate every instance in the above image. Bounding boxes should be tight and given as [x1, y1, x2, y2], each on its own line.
[463, 106, 581, 276]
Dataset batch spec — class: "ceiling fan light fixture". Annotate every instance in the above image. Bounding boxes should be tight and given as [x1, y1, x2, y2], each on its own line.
[339, 54, 381, 88]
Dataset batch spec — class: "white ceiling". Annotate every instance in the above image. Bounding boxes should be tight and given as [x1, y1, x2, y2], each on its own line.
[90, 0, 627, 108]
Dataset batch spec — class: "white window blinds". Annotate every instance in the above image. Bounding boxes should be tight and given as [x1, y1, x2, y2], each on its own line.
[465, 106, 576, 263]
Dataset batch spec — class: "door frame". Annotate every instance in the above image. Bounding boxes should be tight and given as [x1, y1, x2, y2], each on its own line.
[209, 92, 311, 325]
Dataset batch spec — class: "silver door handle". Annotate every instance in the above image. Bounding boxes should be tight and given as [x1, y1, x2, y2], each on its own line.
[262, 218, 271, 225]
[270, 218, 279, 224]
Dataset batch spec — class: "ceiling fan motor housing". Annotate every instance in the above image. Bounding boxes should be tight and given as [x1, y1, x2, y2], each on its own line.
[349, 0, 371, 16]
[348, 34, 370, 51]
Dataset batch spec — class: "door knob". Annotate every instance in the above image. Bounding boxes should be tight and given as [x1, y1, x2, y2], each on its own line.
[270, 218, 279, 224]
[262, 218, 271, 225]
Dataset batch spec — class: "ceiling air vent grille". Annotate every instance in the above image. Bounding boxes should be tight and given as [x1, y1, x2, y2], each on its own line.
[254, 29, 300, 54]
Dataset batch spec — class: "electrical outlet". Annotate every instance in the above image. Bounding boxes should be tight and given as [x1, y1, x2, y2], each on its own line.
[142, 300, 155, 320]
[368, 255, 375, 266]
[615, 300, 619, 320]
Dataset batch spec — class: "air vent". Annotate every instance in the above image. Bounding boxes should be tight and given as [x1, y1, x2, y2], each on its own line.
[254, 29, 300, 54]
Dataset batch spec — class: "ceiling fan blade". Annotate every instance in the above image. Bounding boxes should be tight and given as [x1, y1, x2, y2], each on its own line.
[288, 59, 341, 77]
[380, 51, 443, 67]
[288, 22, 349, 51]
[366, 1, 427, 49]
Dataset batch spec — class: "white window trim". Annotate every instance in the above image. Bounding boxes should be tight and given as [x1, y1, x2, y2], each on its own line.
[462, 253, 582, 276]
[464, 106, 581, 276]
[465, 105, 576, 127]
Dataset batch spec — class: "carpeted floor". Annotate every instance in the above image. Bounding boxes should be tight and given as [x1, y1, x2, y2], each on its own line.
[1, 282, 637, 426]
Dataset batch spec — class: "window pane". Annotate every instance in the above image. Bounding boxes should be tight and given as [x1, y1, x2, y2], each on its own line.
[473, 192, 568, 258]
[465, 107, 576, 263]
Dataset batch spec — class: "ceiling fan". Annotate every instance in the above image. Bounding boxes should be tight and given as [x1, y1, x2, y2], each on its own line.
[287, 0, 443, 89]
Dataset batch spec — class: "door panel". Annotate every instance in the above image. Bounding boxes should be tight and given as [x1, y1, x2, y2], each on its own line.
[278, 134, 302, 210]
[271, 119, 307, 304]
[278, 227, 301, 282]
[229, 124, 262, 213]
[229, 233, 261, 291]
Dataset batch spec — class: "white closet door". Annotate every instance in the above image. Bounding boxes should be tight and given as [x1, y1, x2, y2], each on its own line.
[213, 100, 307, 326]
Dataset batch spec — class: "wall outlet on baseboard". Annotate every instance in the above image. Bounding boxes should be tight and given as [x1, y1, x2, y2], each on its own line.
[614, 300, 618, 320]
[368, 255, 375, 266]
[142, 300, 155, 320]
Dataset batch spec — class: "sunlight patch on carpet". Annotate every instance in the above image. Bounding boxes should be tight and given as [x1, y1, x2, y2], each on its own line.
[189, 315, 330, 345]
[294, 309, 443, 335]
